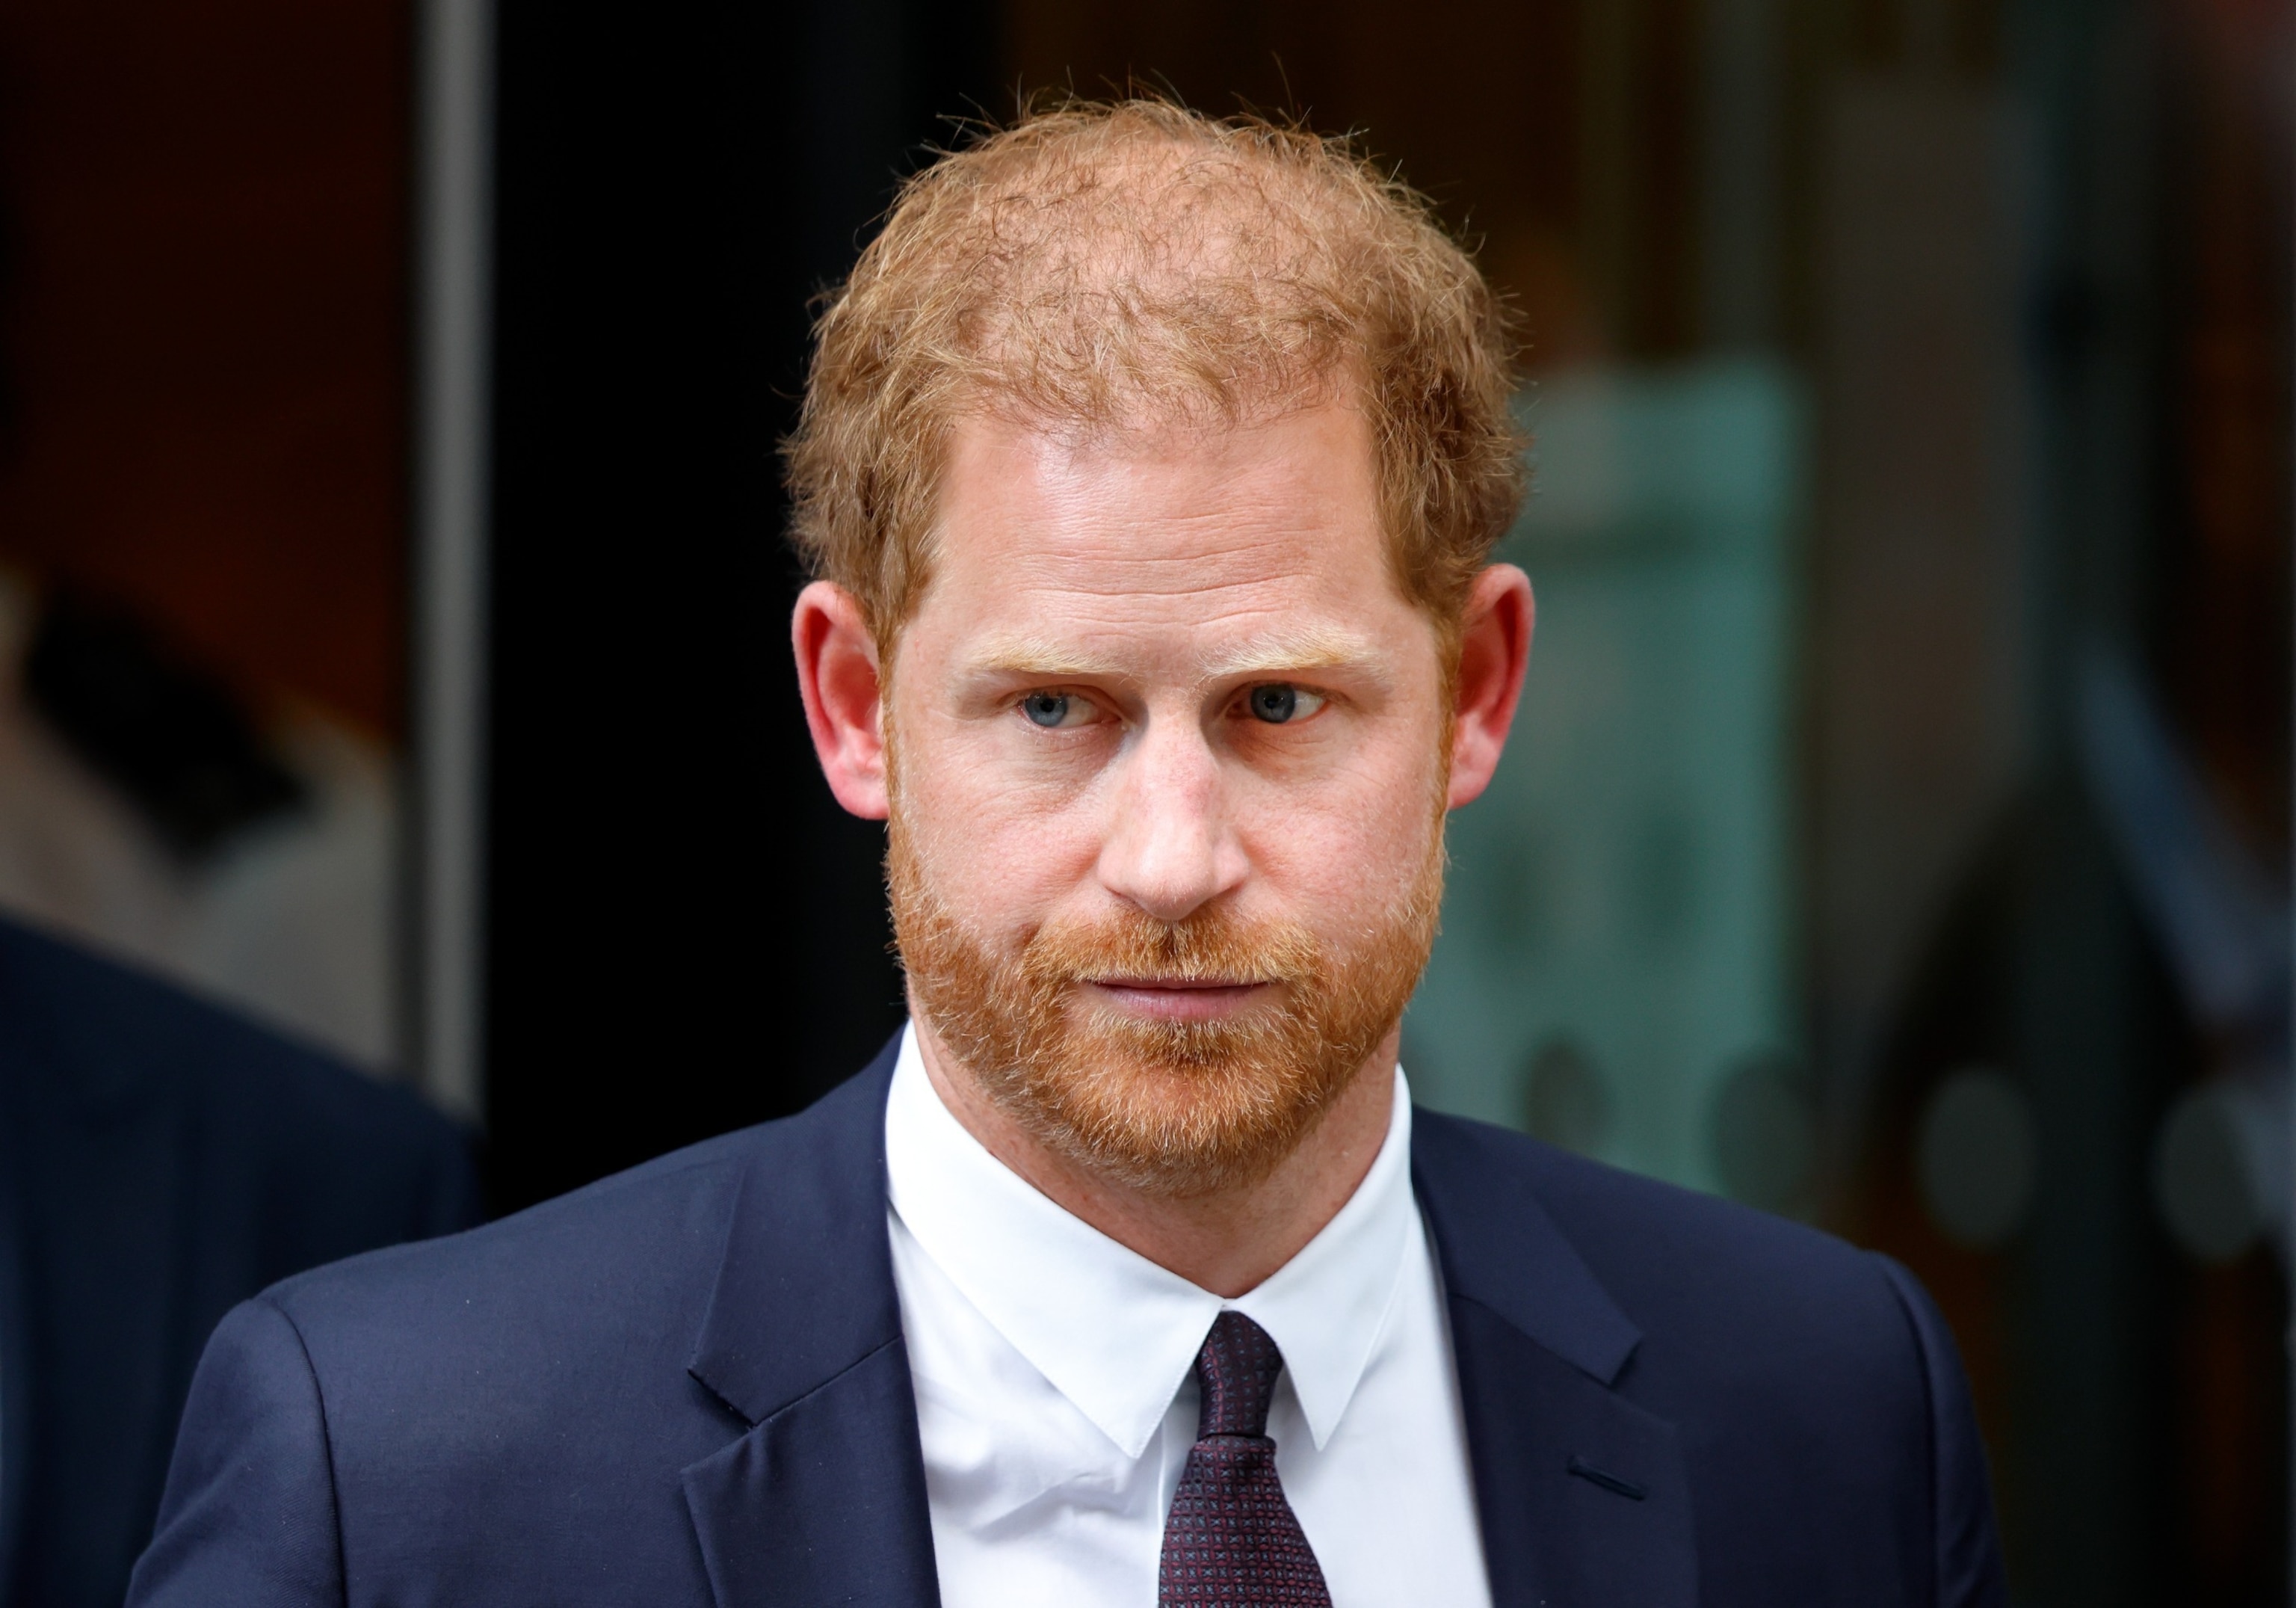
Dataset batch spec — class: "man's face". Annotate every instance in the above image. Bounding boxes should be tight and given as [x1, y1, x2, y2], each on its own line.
[883, 402, 1455, 1195]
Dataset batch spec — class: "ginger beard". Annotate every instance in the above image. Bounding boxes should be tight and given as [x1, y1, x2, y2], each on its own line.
[886, 728, 1450, 1198]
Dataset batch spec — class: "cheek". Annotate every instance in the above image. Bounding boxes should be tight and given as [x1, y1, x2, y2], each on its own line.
[896, 718, 1107, 916]
[1233, 739, 1443, 920]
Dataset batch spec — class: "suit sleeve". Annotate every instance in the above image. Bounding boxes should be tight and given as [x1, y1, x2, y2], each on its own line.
[126, 1297, 346, 1608]
[1874, 1255, 2008, 1608]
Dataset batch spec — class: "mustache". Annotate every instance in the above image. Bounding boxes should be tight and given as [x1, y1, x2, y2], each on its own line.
[1016, 905, 1321, 990]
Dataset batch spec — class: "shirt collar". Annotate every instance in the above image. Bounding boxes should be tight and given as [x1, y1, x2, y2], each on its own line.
[883, 1022, 1417, 1460]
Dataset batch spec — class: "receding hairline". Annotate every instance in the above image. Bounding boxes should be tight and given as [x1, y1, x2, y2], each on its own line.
[783, 96, 1527, 668]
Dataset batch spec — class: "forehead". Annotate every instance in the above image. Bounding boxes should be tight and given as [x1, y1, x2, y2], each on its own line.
[910, 404, 1416, 672]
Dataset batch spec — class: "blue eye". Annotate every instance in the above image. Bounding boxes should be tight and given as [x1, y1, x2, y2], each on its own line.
[1249, 684, 1299, 724]
[1022, 692, 1070, 727]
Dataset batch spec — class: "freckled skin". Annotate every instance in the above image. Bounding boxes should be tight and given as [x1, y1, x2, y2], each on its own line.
[794, 402, 1533, 1295]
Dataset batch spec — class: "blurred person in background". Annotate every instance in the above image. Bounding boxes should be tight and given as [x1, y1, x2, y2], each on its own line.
[0, 910, 480, 1608]
[0, 575, 402, 1072]
[0, 22, 484, 1605]
[128, 100, 2001, 1608]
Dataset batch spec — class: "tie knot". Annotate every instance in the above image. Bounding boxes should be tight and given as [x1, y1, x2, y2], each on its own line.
[1192, 1311, 1286, 1438]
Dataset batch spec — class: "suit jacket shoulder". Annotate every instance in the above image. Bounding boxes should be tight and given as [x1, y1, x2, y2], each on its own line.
[1413, 1108, 2005, 1608]
[130, 1045, 923, 1608]
[0, 912, 478, 1247]
[1420, 1106, 1919, 1394]
[0, 913, 483, 1608]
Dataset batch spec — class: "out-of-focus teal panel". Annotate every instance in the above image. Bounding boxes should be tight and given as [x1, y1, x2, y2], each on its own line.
[1406, 358, 1806, 1195]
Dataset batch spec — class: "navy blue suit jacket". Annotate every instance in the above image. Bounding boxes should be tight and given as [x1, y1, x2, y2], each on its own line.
[0, 916, 483, 1608]
[130, 1035, 2005, 1607]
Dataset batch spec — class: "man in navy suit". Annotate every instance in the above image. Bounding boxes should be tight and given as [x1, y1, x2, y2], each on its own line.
[130, 99, 2004, 1607]
[0, 914, 480, 1608]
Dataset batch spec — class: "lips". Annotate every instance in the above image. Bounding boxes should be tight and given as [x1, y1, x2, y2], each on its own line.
[1081, 978, 1274, 1023]
[1086, 977, 1265, 991]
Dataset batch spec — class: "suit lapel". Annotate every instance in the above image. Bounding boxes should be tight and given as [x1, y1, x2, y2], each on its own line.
[683, 1338, 938, 1608]
[681, 1037, 941, 1608]
[1413, 1113, 1699, 1608]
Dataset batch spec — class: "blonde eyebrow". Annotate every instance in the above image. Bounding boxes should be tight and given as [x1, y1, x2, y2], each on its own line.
[1197, 626, 1389, 684]
[964, 625, 1392, 688]
[963, 632, 1132, 681]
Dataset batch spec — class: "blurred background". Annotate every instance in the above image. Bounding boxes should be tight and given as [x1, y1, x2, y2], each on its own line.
[0, 0, 2284, 1601]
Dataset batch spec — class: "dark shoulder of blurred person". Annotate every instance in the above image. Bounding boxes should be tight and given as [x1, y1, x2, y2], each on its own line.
[0, 911, 483, 1608]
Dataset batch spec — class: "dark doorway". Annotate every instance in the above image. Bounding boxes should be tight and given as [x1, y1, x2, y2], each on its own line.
[484, 1, 996, 1209]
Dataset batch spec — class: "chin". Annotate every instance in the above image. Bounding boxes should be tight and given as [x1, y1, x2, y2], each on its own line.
[984, 1022, 1371, 1198]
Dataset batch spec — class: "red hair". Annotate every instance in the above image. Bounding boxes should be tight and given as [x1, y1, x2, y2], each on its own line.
[784, 98, 1525, 654]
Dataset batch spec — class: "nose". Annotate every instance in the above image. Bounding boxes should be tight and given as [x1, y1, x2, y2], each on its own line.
[1096, 714, 1249, 924]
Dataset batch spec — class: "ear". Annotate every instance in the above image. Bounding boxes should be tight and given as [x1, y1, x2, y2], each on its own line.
[1447, 564, 1534, 810]
[792, 581, 890, 820]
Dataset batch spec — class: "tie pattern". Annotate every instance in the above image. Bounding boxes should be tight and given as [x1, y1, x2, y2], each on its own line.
[1158, 1312, 1334, 1607]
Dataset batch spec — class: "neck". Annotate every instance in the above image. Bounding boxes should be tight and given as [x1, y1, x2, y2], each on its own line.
[909, 1012, 1400, 1299]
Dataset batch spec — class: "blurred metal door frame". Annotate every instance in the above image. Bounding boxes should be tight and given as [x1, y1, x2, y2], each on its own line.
[408, 0, 494, 1121]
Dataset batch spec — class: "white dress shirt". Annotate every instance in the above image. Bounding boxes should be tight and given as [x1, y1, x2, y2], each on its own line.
[883, 1024, 1493, 1608]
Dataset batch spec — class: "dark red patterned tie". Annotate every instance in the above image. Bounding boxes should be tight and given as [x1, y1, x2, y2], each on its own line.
[1158, 1311, 1334, 1607]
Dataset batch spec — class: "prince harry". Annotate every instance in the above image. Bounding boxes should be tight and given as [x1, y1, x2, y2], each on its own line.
[130, 101, 2004, 1608]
